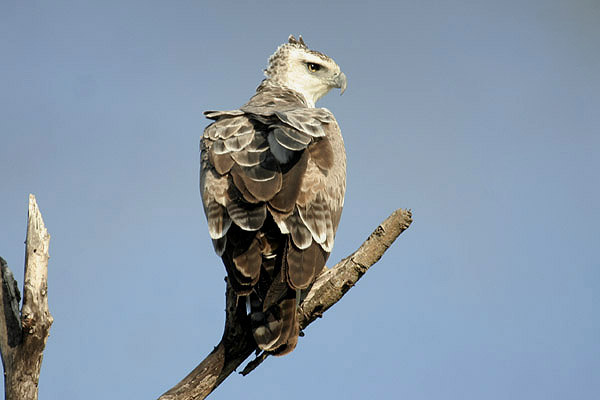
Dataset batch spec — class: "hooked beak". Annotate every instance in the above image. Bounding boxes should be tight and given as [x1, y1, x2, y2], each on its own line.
[332, 72, 347, 95]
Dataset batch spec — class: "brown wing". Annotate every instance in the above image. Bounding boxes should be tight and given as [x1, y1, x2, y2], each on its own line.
[201, 113, 271, 293]
[202, 112, 344, 280]
[200, 90, 346, 353]
[277, 118, 346, 289]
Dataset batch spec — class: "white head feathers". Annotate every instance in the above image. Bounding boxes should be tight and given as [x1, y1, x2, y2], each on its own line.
[264, 35, 347, 107]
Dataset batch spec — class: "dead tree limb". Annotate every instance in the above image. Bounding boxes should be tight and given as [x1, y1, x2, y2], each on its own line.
[0, 194, 53, 400]
[159, 208, 412, 400]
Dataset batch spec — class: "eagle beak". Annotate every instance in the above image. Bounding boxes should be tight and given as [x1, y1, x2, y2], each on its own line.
[333, 72, 347, 95]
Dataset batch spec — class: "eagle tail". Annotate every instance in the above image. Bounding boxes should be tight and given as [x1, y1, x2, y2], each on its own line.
[250, 289, 299, 356]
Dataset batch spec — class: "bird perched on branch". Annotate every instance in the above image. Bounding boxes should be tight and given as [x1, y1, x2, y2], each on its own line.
[200, 35, 347, 355]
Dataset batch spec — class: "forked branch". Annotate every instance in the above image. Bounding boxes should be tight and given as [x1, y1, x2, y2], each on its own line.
[159, 208, 412, 400]
[0, 195, 53, 400]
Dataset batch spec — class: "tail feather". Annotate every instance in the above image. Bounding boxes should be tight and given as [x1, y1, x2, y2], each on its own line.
[250, 293, 284, 351]
[224, 216, 326, 355]
[251, 294, 299, 356]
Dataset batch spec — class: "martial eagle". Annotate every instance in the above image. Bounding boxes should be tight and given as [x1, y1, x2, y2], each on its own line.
[200, 35, 347, 355]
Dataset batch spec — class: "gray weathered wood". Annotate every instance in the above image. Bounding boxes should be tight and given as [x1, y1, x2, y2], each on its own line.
[159, 208, 412, 400]
[0, 194, 53, 400]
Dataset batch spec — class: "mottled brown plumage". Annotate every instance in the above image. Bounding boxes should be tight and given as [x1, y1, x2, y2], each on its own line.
[200, 35, 346, 355]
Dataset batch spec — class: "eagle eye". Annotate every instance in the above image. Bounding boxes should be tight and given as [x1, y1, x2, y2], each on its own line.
[307, 62, 321, 72]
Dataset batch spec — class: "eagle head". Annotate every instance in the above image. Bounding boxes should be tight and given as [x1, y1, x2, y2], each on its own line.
[264, 35, 347, 107]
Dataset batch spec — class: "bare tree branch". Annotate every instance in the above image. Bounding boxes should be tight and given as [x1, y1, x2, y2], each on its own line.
[0, 194, 53, 400]
[159, 208, 412, 400]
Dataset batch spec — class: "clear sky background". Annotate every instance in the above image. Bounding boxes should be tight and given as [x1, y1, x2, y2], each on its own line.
[1, 0, 599, 399]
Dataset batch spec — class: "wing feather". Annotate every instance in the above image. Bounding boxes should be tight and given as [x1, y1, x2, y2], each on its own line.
[275, 110, 327, 137]
[209, 152, 234, 174]
[272, 125, 312, 150]
[231, 164, 282, 202]
[225, 197, 266, 231]
[308, 138, 334, 172]
[297, 192, 329, 244]
[284, 211, 313, 250]
[204, 109, 245, 120]
[200, 166, 232, 239]
[229, 148, 267, 167]
[205, 201, 232, 239]
[285, 240, 326, 290]
[224, 132, 254, 152]
[268, 151, 309, 213]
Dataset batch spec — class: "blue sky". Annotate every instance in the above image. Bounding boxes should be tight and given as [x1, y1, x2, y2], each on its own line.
[1, 0, 599, 398]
